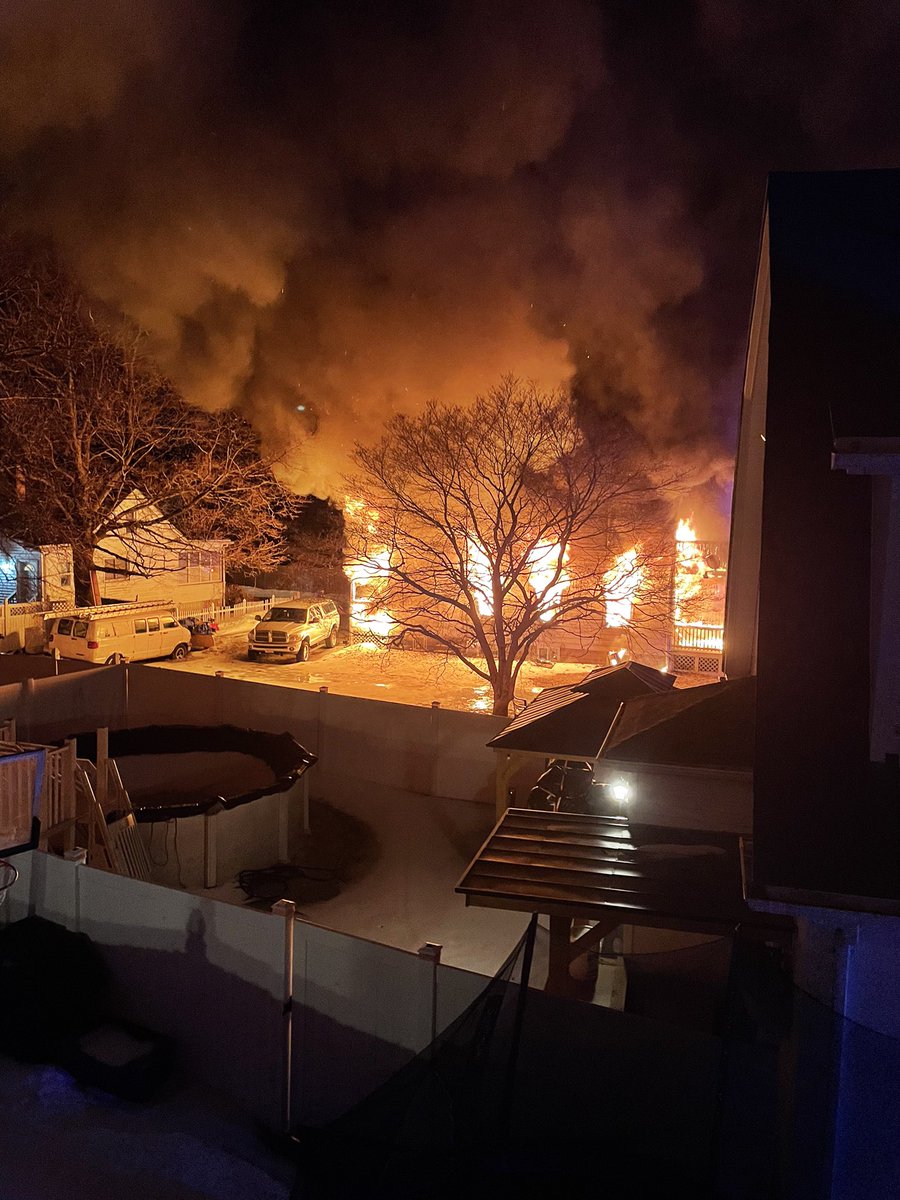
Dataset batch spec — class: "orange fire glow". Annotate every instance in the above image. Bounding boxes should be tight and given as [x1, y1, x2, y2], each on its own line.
[465, 537, 570, 621]
[527, 540, 570, 622]
[673, 518, 724, 651]
[603, 546, 644, 627]
[343, 497, 397, 638]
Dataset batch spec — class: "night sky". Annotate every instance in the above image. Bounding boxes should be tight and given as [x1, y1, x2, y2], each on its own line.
[2, 1, 900, 519]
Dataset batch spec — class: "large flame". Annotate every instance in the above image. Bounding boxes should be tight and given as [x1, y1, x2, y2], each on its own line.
[344, 496, 397, 637]
[465, 537, 495, 617]
[465, 537, 570, 621]
[673, 518, 705, 621]
[603, 546, 644, 628]
[527, 540, 570, 622]
[672, 517, 724, 651]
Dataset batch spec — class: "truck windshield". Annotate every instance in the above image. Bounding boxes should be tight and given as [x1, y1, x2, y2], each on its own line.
[265, 607, 307, 622]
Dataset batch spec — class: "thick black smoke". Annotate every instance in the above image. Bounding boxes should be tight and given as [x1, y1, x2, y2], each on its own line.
[2, 1, 899, 529]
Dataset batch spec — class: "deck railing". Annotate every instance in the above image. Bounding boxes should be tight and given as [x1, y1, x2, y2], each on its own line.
[672, 621, 724, 651]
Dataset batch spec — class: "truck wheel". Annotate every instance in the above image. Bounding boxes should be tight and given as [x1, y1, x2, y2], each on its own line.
[170, 643, 190, 661]
[297, 640, 310, 663]
[325, 626, 337, 649]
[104, 654, 120, 665]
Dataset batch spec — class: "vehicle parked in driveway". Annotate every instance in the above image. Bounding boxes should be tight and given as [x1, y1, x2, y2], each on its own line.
[46, 602, 189, 665]
[248, 598, 340, 663]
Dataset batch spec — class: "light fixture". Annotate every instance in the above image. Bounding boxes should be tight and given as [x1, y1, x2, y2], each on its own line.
[609, 781, 631, 804]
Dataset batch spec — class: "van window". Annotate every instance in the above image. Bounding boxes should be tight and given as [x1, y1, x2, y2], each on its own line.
[162, 617, 178, 629]
[72, 620, 88, 639]
[134, 619, 148, 634]
[148, 617, 160, 632]
[57, 618, 73, 636]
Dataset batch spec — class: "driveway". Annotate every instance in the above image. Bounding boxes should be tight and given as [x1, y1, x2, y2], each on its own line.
[152, 623, 599, 713]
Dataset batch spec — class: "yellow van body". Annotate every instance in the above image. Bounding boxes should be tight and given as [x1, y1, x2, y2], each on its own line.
[47, 603, 190, 665]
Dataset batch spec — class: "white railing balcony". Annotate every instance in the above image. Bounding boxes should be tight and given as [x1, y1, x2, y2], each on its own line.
[672, 621, 725, 652]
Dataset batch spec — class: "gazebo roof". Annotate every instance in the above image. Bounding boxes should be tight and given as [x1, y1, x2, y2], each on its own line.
[601, 676, 756, 773]
[487, 662, 674, 759]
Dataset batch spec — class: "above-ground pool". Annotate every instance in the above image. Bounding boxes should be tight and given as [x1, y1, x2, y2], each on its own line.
[70, 725, 317, 888]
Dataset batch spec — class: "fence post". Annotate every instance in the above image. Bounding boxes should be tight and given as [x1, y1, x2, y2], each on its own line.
[430, 701, 441, 798]
[272, 898, 297, 1135]
[416, 941, 442, 1049]
[19, 677, 34, 741]
[203, 801, 223, 888]
[316, 686, 328, 768]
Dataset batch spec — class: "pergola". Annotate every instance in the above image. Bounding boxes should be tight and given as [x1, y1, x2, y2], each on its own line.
[457, 807, 768, 996]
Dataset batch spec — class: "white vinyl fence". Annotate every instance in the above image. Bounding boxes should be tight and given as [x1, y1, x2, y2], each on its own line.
[5, 852, 485, 1125]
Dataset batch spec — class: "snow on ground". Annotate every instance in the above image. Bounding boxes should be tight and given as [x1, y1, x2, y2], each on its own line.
[153, 620, 679, 712]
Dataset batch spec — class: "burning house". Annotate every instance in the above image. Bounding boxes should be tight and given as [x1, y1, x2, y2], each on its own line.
[343, 496, 727, 678]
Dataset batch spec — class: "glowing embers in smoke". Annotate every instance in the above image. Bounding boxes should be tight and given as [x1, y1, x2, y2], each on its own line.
[603, 547, 644, 628]
[465, 538, 570, 621]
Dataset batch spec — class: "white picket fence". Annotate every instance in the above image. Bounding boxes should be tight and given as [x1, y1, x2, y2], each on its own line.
[174, 596, 273, 627]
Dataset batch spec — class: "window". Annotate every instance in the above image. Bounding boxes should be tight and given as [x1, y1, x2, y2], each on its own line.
[177, 548, 219, 582]
[134, 619, 148, 634]
[162, 617, 178, 629]
[148, 617, 160, 632]
[57, 618, 73, 636]
[72, 620, 88, 639]
[101, 554, 130, 579]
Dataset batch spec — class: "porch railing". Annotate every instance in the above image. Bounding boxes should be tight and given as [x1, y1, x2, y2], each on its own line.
[672, 621, 724, 652]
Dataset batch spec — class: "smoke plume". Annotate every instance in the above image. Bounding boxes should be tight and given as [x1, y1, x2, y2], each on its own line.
[3, 1, 900, 531]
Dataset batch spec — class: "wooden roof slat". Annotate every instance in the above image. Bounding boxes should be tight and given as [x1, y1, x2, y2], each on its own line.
[493, 827, 638, 852]
[481, 848, 645, 876]
[466, 860, 739, 903]
[463, 872, 660, 910]
[490, 834, 640, 861]
[456, 809, 750, 929]
[502, 810, 630, 831]
[479, 848, 731, 886]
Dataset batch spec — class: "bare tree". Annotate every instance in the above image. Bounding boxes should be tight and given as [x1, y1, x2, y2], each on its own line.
[0, 244, 298, 604]
[346, 378, 676, 715]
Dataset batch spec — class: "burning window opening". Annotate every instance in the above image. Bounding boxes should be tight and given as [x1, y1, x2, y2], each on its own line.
[464, 537, 570, 621]
[343, 496, 397, 640]
[527, 540, 570, 622]
[602, 546, 645, 628]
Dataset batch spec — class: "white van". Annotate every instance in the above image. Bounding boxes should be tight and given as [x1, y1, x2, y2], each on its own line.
[46, 603, 190, 665]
